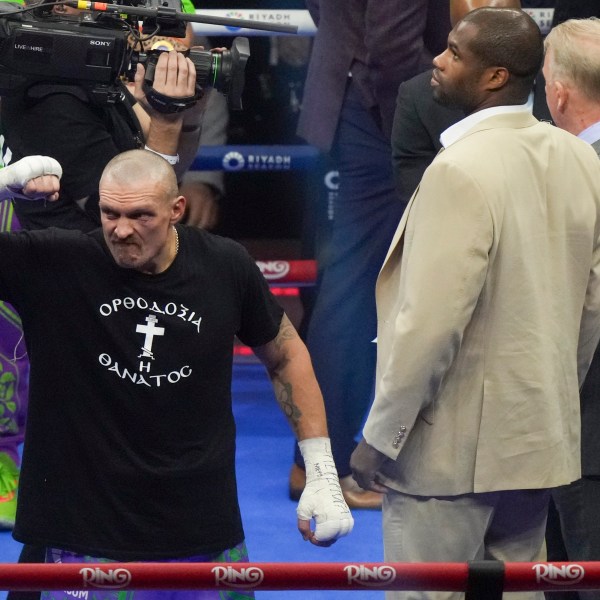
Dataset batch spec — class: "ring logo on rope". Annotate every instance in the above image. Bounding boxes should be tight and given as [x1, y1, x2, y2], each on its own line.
[532, 563, 585, 586]
[344, 564, 397, 587]
[212, 566, 264, 588]
[222, 151, 245, 171]
[256, 260, 291, 280]
[79, 567, 132, 589]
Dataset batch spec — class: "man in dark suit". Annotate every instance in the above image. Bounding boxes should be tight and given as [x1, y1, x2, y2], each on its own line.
[552, 0, 599, 26]
[391, 0, 552, 204]
[291, 0, 450, 509]
[543, 17, 600, 600]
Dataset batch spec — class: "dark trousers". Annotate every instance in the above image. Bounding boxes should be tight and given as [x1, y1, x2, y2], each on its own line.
[295, 79, 406, 476]
[546, 478, 600, 600]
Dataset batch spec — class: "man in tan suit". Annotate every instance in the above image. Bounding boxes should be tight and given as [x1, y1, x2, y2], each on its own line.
[350, 8, 600, 600]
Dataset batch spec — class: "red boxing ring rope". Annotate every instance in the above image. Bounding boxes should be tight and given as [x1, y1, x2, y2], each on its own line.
[1, 562, 599, 593]
[256, 259, 317, 287]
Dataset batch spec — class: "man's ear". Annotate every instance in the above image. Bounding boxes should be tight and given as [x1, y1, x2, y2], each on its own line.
[554, 80, 569, 114]
[486, 66, 510, 91]
[171, 195, 186, 224]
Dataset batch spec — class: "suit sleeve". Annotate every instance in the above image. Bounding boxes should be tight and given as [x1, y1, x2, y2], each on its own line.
[304, 0, 319, 26]
[577, 147, 600, 385]
[391, 77, 438, 204]
[423, 0, 451, 58]
[577, 236, 600, 386]
[364, 0, 450, 138]
[363, 159, 493, 459]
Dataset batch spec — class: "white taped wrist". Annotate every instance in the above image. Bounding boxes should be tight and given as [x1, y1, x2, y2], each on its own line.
[0, 156, 62, 201]
[298, 437, 338, 481]
[144, 145, 179, 165]
[296, 437, 354, 542]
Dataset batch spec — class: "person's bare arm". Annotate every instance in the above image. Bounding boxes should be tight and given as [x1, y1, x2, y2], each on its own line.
[253, 314, 328, 440]
[132, 51, 198, 156]
[253, 315, 354, 546]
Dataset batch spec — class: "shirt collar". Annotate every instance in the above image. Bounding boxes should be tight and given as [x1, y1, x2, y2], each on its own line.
[578, 121, 600, 145]
[440, 95, 534, 149]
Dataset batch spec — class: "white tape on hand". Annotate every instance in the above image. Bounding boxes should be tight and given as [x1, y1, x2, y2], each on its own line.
[0, 156, 62, 201]
[297, 437, 354, 543]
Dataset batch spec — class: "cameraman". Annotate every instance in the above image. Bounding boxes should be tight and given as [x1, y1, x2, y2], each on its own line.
[0, 1, 201, 232]
[125, 21, 228, 230]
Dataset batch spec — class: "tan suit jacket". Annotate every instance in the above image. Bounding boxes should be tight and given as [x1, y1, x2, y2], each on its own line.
[364, 112, 600, 496]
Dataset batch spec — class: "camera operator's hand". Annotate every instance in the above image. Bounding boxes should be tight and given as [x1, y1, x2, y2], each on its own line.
[133, 51, 198, 158]
[133, 51, 197, 122]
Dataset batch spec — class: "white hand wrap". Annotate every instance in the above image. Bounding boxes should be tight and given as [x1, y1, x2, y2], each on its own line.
[297, 437, 354, 542]
[0, 156, 62, 201]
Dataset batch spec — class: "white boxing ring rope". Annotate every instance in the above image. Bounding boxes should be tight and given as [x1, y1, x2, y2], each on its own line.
[188, 8, 555, 37]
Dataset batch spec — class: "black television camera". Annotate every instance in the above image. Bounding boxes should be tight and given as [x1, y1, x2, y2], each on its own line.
[0, 0, 294, 111]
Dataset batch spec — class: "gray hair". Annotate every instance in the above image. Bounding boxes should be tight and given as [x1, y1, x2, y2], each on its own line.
[544, 18, 600, 102]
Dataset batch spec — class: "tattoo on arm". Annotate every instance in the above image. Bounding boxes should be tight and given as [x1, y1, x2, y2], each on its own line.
[275, 380, 302, 434]
[270, 315, 302, 433]
[274, 315, 296, 349]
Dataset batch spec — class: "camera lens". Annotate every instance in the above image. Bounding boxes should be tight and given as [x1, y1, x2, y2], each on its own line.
[188, 50, 213, 88]
[188, 36, 249, 111]
[141, 36, 249, 111]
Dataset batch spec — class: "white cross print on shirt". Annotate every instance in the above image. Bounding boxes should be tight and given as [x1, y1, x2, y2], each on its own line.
[136, 314, 165, 359]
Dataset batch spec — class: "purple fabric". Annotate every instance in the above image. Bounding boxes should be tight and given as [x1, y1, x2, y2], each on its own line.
[0, 201, 26, 463]
[40, 543, 255, 600]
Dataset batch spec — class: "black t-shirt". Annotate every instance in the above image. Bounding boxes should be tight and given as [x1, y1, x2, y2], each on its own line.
[0, 225, 283, 560]
[1, 83, 142, 232]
